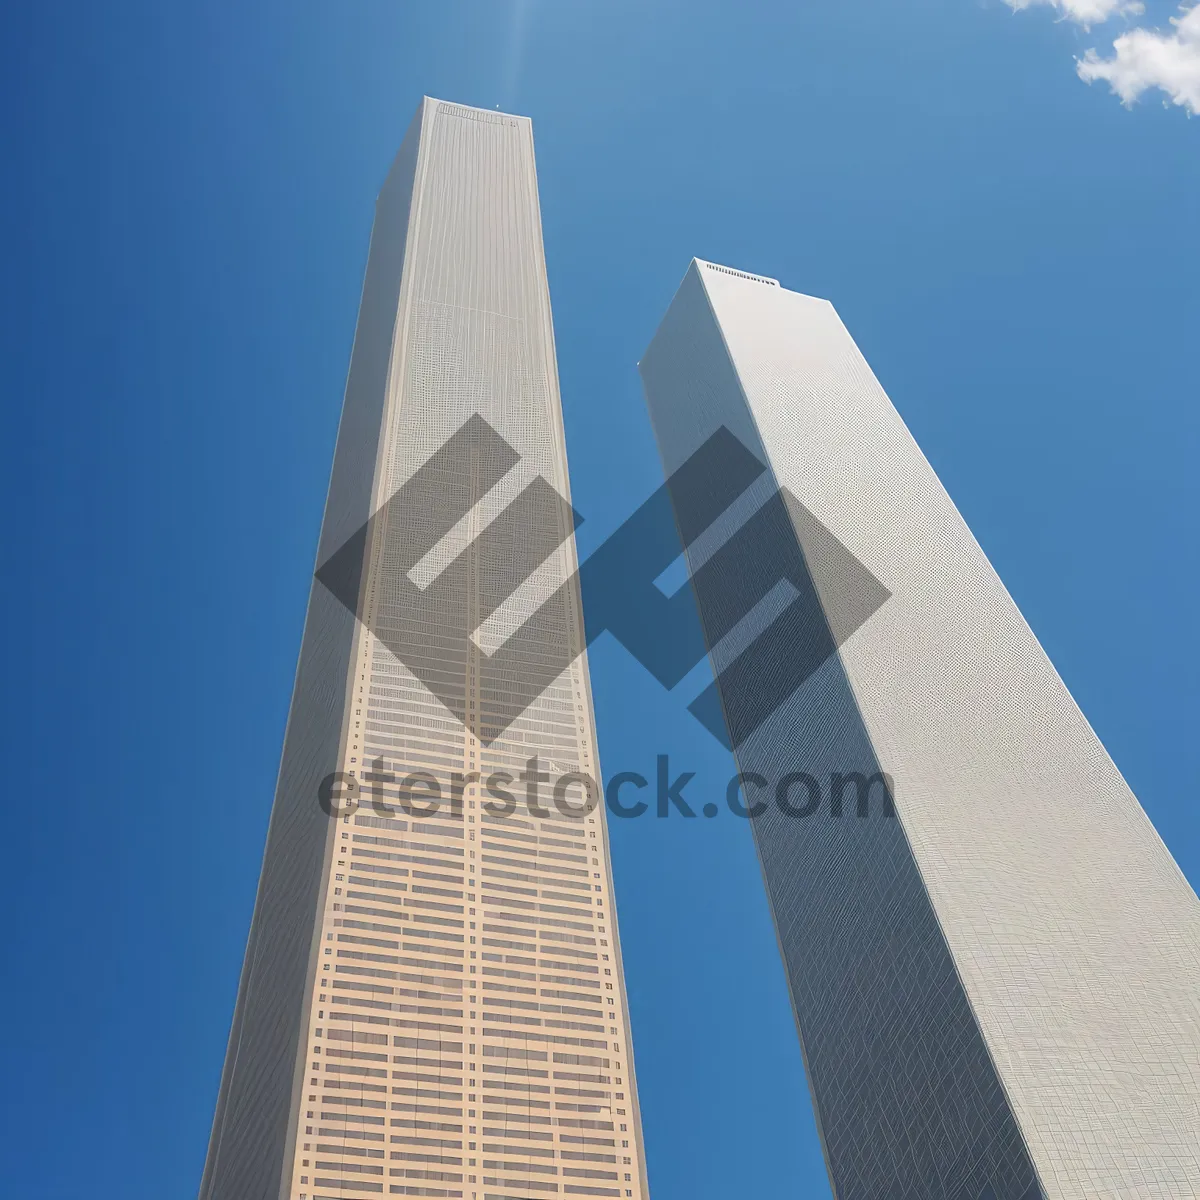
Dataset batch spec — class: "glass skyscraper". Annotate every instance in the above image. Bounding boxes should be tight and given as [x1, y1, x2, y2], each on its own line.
[639, 259, 1200, 1200]
[200, 98, 649, 1200]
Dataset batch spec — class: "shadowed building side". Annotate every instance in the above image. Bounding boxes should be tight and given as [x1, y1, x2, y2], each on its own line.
[199, 108, 423, 1200]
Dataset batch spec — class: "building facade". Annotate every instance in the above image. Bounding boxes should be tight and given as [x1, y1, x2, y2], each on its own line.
[200, 98, 649, 1200]
[639, 260, 1200, 1200]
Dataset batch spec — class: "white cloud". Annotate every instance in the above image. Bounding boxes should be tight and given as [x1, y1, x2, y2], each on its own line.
[1005, 0, 1145, 30]
[1077, 5, 1200, 112]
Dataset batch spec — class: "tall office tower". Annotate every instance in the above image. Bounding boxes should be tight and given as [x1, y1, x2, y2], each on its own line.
[639, 260, 1200, 1200]
[201, 98, 649, 1200]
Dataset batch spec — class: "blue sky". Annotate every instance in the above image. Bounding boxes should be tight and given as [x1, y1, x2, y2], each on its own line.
[7, 2, 1198, 1197]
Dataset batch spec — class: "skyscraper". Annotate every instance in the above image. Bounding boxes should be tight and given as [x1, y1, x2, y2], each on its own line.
[639, 260, 1200, 1200]
[201, 98, 649, 1200]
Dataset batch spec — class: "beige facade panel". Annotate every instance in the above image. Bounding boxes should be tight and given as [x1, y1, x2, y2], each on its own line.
[201, 98, 649, 1200]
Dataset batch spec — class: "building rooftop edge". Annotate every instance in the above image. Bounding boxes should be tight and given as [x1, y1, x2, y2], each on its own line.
[421, 95, 532, 122]
[693, 258, 781, 287]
